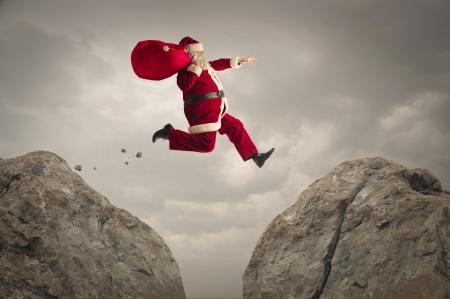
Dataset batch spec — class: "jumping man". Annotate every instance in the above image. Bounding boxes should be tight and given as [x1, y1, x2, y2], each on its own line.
[151, 37, 275, 168]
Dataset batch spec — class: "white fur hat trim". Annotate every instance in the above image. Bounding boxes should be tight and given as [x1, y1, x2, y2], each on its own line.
[185, 43, 203, 52]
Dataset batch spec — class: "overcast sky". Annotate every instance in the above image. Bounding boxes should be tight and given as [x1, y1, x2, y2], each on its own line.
[1, 0, 449, 298]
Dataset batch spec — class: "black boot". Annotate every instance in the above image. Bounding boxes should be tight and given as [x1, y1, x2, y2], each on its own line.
[152, 124, 173, 143]
[252, 148, 275, 168]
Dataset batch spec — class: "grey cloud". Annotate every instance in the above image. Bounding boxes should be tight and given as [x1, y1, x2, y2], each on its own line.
[0, 21, 114, 155]
[0, 22, 111, 110]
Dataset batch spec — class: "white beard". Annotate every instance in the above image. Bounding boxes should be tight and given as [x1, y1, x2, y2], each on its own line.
[187, 51, 211, 70]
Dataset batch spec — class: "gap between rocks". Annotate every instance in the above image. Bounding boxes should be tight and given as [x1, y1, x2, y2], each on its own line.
[312, 176, 369, 299]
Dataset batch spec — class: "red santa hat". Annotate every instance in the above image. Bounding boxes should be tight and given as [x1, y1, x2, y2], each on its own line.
[177, 36, 203, 52]
[131, 39, 191, 81]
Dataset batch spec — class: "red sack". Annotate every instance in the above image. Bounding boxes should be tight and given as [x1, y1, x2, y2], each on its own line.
[131, 40, 191, 81]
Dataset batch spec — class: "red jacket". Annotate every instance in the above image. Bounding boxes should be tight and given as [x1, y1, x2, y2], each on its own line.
[177, 57, 241, 134]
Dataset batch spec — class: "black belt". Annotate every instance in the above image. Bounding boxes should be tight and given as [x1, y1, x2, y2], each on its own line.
[184, 90, 225, 107]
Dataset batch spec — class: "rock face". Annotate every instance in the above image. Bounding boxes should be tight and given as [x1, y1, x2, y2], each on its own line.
[0, 151, 186, 299]
[243, 157, 450, 299]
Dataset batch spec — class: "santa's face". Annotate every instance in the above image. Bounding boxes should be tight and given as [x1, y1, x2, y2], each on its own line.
[189, 50, 210, 70]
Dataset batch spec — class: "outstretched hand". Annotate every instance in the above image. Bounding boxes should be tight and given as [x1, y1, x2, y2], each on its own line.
[239, 55, 257, 66]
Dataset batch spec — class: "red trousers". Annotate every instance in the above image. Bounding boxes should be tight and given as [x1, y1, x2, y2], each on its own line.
[168, 113, 258, 161]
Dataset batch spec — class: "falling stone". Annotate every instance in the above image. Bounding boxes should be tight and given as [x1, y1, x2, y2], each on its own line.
[121, 149, 126, 153]
[94, 167, 96, 170]
[75, 165, 82, 171]
[125, 162, 129, 165]
[136, 152, 142, 158]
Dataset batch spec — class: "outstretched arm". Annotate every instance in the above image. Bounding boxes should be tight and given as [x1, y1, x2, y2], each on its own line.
[210, 55, 257, 71]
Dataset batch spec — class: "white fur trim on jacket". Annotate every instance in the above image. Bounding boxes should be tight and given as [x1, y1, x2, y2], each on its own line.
[187, 97, 229, 135]
[208, 67, 223, 90]
[185, 43, 203, 52]
[187, 64, 202, 77]
[230, 57, 241, 68]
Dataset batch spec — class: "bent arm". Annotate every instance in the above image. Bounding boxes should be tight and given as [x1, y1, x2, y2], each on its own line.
[176, 64, 202, 91]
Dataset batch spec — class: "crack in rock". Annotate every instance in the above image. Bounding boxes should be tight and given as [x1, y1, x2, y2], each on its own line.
[0, 174, 22, 198]
[100, 217, 111, 232]
[312, 177, 368, 299]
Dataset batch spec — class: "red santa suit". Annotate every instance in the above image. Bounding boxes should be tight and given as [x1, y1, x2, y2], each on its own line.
[131, 36, 258, 161]
[168, 55, 258, 161]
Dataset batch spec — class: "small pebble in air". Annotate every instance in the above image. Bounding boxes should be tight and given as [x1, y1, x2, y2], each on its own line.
[94, 167, 96, 170]
[125, 162, 129, 165]
[136, 152, 142, 158]
[75, 165, 82, 171]
[121, 149, 126, 153]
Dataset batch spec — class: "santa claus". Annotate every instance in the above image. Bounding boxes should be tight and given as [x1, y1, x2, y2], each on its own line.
[131, 36, 274, 168]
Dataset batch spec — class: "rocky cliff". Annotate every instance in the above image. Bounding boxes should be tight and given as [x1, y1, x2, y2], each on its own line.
[0, 151, 186, 299]
[243, 157, 450, 299]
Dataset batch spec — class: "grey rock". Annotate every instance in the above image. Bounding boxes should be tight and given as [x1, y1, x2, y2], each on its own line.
[137, 152, 142, 158]
[243, 157, 450, 299]
[121, 149, 126, 153]
[75, 165, 82, 171]
[0, 150, 186, 299]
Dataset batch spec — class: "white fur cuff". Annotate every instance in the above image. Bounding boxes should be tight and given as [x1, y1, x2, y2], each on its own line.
[188, 122, 221, 135]
[187, 64, 202, 77]
[186, 43, 203, 52]
[230, 57, 241, 68]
